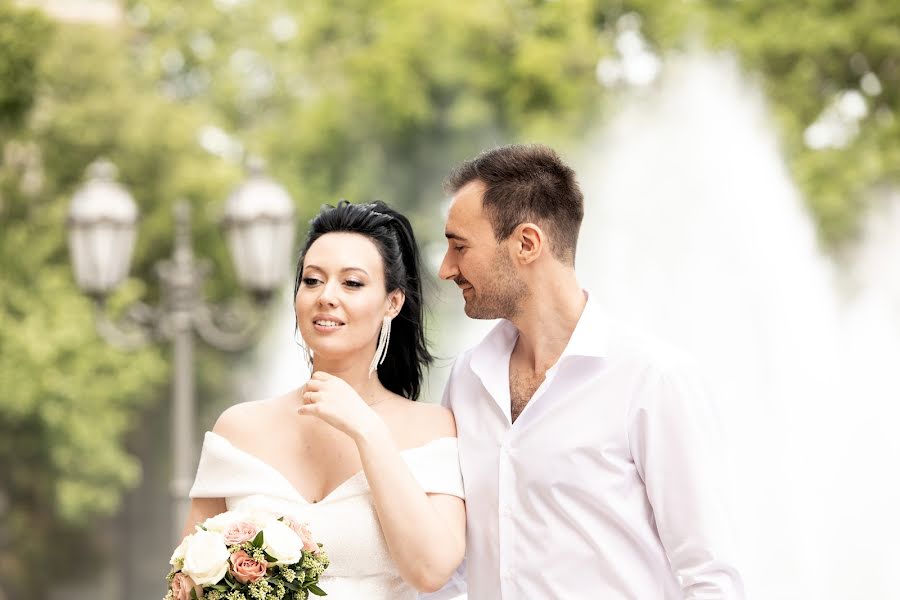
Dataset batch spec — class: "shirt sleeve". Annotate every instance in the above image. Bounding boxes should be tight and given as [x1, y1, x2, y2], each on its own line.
[439, 355, 460, 411]
[628, 357, 745, 599]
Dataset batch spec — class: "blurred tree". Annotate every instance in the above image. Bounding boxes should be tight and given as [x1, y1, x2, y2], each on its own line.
[599, 0, 900, 245]
[699, 0, 900, 246]
[1, 0, 899, 597]
[0, 5, 240, 598]
[126, 0, 609, 227]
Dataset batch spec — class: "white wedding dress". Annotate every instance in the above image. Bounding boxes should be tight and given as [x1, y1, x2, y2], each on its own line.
[189, 431, 465, 600]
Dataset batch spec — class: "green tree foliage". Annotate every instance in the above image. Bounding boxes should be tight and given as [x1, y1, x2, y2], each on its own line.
[0, 6, 239, 597]
[127, 0, 608, 224]
[1, 0, 898, 597]
[700, 0, 900, 245]
[0, 5, 49, 131]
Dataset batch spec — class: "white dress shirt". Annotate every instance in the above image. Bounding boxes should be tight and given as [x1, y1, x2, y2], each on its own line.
[444, 292, 744, 599]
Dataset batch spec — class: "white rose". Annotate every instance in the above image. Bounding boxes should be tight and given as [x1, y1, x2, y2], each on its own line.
[202, 511, 240, 533]
[245, 509, 279, 530]
[170, 534, 191, 566]
[182, 530, 229, 585]
[262, 520, 303, 565]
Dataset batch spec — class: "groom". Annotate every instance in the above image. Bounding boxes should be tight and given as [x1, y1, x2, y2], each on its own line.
[435, 144, 744, 598]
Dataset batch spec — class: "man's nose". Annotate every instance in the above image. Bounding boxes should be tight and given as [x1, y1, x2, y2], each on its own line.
[438, 251, 457, 281]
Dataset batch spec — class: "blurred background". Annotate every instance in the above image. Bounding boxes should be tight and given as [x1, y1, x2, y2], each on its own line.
[1, 0, 899, 598]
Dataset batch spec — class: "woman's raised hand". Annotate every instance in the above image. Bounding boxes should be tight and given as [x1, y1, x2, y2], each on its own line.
[297, 371, 383, 441]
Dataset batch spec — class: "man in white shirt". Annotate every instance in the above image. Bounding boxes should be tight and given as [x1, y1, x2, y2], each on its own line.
[435, 144, 744, 599]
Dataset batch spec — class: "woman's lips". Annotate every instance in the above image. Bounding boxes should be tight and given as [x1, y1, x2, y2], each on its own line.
[312, 319, 345, 333]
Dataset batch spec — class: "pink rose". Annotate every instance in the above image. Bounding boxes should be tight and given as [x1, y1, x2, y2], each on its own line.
[229, 550, 268, 584]
[223, 520, 258, 546]
[283, 517, 319, 554]
[170, 572, 203, 600]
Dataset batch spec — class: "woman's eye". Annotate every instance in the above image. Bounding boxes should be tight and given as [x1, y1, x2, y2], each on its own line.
[301, 277, 321, 286]
[345, 280, 364, 288]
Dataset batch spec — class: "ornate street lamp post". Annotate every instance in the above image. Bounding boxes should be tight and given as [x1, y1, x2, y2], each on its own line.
[66, 159, 295, 542]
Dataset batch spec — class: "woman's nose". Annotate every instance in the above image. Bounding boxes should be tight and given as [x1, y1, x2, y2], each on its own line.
[317, 282, 339, 306]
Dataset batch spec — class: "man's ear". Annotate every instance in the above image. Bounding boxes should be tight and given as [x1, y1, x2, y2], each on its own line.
[387, 289, 406, 318]
[513, 222, 545, 265]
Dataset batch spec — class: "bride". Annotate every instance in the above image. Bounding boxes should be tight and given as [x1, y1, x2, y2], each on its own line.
[182, 200, 466, 599]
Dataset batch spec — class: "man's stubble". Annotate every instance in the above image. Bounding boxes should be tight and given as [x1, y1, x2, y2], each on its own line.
[463, 246, 529, 321]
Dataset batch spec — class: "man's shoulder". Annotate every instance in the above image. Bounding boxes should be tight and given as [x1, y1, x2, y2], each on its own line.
[605, 319, 702, 378]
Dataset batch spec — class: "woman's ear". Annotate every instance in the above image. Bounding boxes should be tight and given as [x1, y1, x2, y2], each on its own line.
[387, 289, 406, 318]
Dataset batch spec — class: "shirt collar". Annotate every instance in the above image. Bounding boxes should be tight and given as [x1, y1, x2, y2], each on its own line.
[467, 289, 608, 385]
[559, 290, 608, 360]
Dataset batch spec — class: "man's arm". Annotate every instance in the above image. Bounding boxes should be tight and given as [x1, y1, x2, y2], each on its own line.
[629, 358, 745, 599]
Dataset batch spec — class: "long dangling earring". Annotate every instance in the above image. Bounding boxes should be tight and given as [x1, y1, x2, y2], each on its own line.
[294, 328, 314, 370]
[368, 316, 392, 378]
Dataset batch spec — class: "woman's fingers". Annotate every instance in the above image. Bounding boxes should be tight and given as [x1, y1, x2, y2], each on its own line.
[302, 390, 321, 404]
[296, 403, 321, 416]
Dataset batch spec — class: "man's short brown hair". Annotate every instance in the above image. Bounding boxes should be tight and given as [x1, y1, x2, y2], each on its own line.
[443, 144, 584, 263]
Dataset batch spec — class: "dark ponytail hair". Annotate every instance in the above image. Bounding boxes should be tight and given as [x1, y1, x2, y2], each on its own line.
[294, 200, 433, 401]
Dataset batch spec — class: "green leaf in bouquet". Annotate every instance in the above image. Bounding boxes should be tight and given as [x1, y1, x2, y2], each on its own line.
[251, 531, 265, 548]
[262, 550, 279, 563]
[189, 589, 199, 600]
[307, 583, 327, 596]
[283, 578, 301, 592]
[223, 574, 239, 590]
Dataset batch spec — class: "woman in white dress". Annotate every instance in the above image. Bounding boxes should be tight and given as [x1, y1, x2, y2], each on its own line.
[182, 200, 466, 599]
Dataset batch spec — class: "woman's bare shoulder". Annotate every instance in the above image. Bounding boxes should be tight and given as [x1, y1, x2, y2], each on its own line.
[212, 392, 297, 445]
[388, 398, 457, 447]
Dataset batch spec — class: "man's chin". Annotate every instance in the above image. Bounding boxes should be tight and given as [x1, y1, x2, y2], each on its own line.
[463, 301, 498, 320]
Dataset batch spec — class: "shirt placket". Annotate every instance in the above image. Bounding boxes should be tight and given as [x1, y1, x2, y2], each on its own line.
[497, 432, 516, 597]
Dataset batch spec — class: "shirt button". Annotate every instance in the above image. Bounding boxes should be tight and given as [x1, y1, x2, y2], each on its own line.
[501, 504, 512, 517]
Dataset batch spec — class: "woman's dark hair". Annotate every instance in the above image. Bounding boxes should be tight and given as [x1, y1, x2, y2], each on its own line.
[294, 200, 433, 401]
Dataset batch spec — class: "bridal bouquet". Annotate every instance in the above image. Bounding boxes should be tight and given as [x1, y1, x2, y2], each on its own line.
[165, 510, 330, 600]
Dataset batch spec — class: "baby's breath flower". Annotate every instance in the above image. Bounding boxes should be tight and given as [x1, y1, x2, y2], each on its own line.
[306, 563, 325, 579]
[272, 582, 286, 599]
[247, 546, 268, 562]
[248, 579, 273, 599]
